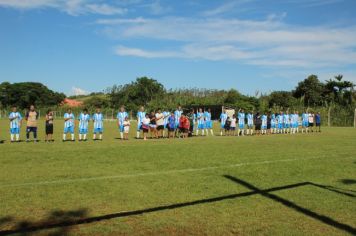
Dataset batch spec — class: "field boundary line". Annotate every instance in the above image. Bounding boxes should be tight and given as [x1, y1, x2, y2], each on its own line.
[1, 156, 354, 188]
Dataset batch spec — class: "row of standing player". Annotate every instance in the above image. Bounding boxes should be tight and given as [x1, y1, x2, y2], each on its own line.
[7, 105, 321, 142]
[6, 105, 213, 142]
[219, 108, 321, 136]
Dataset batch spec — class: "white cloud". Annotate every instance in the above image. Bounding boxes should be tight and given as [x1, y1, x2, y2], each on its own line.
[0, 0, 127, 16]
[86, 3, 127, 15]
[202, 0, 253, 16]
[102, 16, 356, 69]
[71, 86, 89, 96]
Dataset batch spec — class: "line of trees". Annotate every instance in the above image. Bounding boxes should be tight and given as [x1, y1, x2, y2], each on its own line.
[1, 75, 355, 125]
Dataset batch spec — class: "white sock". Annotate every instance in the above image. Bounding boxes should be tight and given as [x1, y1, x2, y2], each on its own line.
[163, 130, 166, 137]
[79, 134, 82, 140]
[10, 134, 14, 141]
[63, 134, 66, 140]
[137, 131, 140, 138]
[220, 131, 223, 136]
[202, 130, 205, 135]
[246, 129, 249, 135]
[93, 134, 96, 140]
[237, 129, 240, 136]
[83, 134, 87, 140]
[196, 130, 199, 136]
[99, 134, 102, 140]
[16, 134, 19, 141]
[210, 129, 214, 135]
[250, 129, 253, 135]
[120, 132, 123, 139]
[71, 134, 74, 140]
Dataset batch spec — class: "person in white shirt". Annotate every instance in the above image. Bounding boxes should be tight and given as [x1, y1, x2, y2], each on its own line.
[155, 109, 165, 138]
[141, 114, 150, 141]
[123, 117, 130, 140]
[230, 114, 237, 136]
[308, 112, 314, 132]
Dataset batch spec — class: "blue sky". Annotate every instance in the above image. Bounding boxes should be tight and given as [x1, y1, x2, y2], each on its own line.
[1, 0, 356, 96]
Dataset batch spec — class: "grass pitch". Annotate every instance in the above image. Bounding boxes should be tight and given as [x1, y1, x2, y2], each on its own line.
[0, 120, 355, 235]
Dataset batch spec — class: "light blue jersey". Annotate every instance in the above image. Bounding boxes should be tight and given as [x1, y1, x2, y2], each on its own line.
[302, 113, 309, 127]
[78, 113, 90, 134]
[197, 112, 205, 129]
[9, 112, 22, 129]
[9, 112, 22, 134]
[64, 113, 75, 133]
[220, 113, 228, 128]
[271, 114, 276, 128]
[163, 111, 170, 128]
[204, 111, 212, 129]
[117, 111, 128, 132]
[174, 110, 183, 128]
[93, 113, 104, 129]
[247, 113, 254, 127]
[284, 114, 290, 128]
[238, 112, 245, 129]
[261, 115, 267, 129]
[137, 111, 146, 130]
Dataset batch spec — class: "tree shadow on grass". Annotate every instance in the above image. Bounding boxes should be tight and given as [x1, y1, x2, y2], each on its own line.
[0, 209, 88, 236]
[340, 179, 356, 185]
[0, 177, 355, 235]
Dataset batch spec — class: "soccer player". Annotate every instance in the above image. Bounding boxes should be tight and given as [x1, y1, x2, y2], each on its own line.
[230, 114, 237, 136]
[174, 105, 183, 137]
[196, 108, 205, 136]
[63, 108, 75, 141]
[9, 106, 22, 142]
[246, 111, 254, 135]
[315, 112, 321, 132]
[78, 108, 90, 141]
[45, 109, 54, 142]
[117, 106, 128, 140]
[277, 111, 284, 134]
[284, 111, 290, 134]
[25, 105, 39, 142]
[261, 113, 267, 134]
[271, 113, 276, 134]
[123, 117, 130, 140]
[163, 110, 170, 138]
[167, 112, 175, 139]
[219, 108, 228, 136]
[204, 108, 214, 136]
[308, 112, 315, 132]
[237, 109, 245, 136]
[179, 113, 190, 138]
[155, 109, 165, 138]
[141, 114, 150, 140]
[302, 110, 309, 133]
[92, 108, 104, 140]
[136, 106, 146, 139]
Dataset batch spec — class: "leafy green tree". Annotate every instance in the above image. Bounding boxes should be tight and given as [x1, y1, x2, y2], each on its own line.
[293, 75, 325, 106]
[268, 91, 297, 108]
[324, 74, 354, 106]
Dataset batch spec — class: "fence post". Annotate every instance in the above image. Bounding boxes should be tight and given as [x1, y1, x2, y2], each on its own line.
[328, 106, 331, 127]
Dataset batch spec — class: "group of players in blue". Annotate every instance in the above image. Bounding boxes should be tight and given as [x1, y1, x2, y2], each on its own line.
[219, 108, 320, 136]
[6, 104, 320, 142]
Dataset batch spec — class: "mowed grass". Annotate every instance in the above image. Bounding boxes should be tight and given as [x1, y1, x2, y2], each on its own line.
[0, 119, 355, 235]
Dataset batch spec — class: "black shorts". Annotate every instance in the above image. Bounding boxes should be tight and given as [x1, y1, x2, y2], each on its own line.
[168, 127, 175, 132]
[267, 124, 271, 129]
[46, 124, 53, 134]
[309, 123, 314, 127]
[157, 125, 164, 130]
[255, 124, 261, 130]
[316, 123, 320, 127]
[27, 127, 37, 133]
[142, 128, 149, 133]
[180, 128, 188, 133]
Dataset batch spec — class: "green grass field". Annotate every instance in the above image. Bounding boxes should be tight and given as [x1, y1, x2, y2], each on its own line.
[0, 120, 355, 235]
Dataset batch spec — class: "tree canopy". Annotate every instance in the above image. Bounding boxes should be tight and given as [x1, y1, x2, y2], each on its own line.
[0, 82, 65, 109]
